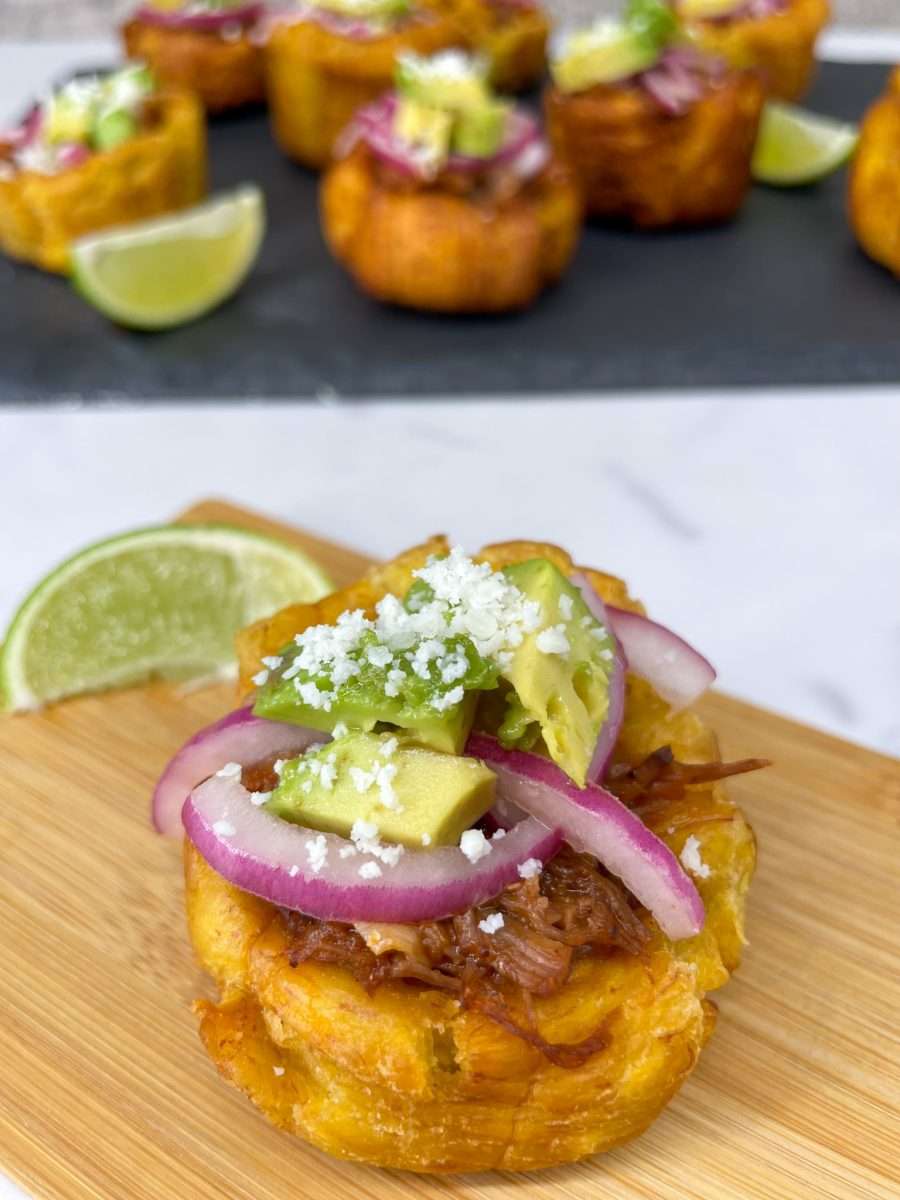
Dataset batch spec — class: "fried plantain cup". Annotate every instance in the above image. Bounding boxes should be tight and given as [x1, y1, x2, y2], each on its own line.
[544, 68, 764, 228]
[0, 88, 206, 274]
[122, 18, 266, 113]
[320, 144, 582, 311]
[683, 0, 830, 102]
[264, 12, 466, 170]
[849, 67, 900, 278]
[435, 0, 549, 92]
[188, 539, 758, 1174]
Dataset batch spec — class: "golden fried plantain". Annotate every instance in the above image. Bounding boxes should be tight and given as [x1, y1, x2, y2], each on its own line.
[684, 0, 830, 102]
[188, 539, 757, 1172]
[848, 66, 900, 278]
[544, 68, 763, 227]
[432, 0, 549, 92]
[122, 19, 266, 113]
[0, 88, 206, 274]
[264, 13, 466, 170]
[320, 146, 582, 311]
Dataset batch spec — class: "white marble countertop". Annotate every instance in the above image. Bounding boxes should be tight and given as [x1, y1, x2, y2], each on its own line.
[1, 31, 900, 1200]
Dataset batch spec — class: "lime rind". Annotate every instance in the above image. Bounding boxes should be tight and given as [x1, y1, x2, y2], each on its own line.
[752, 102, 859, 187]
[0, 523, 333, 712]
[71, 185, 265, 331]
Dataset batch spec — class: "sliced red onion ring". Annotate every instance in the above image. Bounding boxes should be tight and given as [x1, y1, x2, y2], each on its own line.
[339, 92, 548, 181]
[638, 45, 725, 116]
[135, 2, 265, 32]
[152, 706, 327, 836]
[184, 773, 563, 922]
[466, 734, 704, 940]
[606, 605, 715, 712]
[570, 572, 626, 783]
[56, 142, 92, 169]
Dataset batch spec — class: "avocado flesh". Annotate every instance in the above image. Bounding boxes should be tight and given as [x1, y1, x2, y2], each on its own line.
[321, 0, 410, 19]
[266, 732, 497, 848]
[397, 66, 490, 113]
[678, 0, 744, 17]
[93, 109, 137, 151]
[452, 100, 508, 157]
[394, 99, 454, 163]
[499, 559, 615, 788]
[46, 96, 93, 146]
[552, 26, 659, 93]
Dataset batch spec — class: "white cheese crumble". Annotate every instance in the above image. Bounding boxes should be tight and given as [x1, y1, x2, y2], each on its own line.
[380, 736, 398, 759]
[491, 828, 507, 841]
[274, 759, 286, 777]
[358, 861, 383, 880]
[558, 593, 574, 621]
[272, 1066, 285, 1077]
[431, 684, 464, 713]
[216, 762, 242, 779]
[536, 623, 571, 657]
[252, 669, 269, 687]
[305, 834, 328, 874]
[421, 832, 432, 847]
[261, 655, 284, 670]
[212, 820, 236, 836]
[332, 720, 349, 738]
[288, 864, 300, 877]
[350, 766, 376, 794]
[680, 835, 711, 879]
[517, 857, 542, 879]
[249, 791, 272, 807]
[459, 828, 492, 864]
[478, 912, 505, 935]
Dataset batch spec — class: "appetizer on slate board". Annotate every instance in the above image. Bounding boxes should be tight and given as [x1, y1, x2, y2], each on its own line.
[0, 66, 206, 272]
[676, 0, 830, 102]
[849, 66, 900, 277]
[320, 51, 581, 311]
[263, 0, 466, 170]
[122, 0, 268, 114]
[154, 537, 767, 1172]
[545, 0, 764, 227]
[437, 0, 550, 92]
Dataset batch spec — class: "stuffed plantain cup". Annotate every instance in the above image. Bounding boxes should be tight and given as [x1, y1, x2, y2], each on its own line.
[122, 1, 268, 114]
[676, 0, 829, 102]
[320, 51, 581, 311]
[435, 0, 550, 92]
[156, 536, 767, 1173]
[0, 66, 206, 274]
[263, 0, 466, 169]
[849, 66, 900, 278]
[544, 0, 764, 227]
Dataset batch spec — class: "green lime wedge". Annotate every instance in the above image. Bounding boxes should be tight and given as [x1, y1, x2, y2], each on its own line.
[752, 102, 858, 187]
[0, 524, 333, 711]
[71, 185, 265, 330]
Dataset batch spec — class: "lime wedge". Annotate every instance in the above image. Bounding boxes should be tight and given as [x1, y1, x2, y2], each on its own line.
[752, 103, 858, 187]
[0, 524, 333, 711]
[71, 185, 265, 330]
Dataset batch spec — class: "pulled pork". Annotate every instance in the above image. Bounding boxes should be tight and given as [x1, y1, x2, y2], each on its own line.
[283, 847, 648, 1067]
[607, 746, 770, 810]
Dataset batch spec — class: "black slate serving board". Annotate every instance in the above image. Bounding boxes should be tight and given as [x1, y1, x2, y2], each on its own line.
[1, 59, 896, 404]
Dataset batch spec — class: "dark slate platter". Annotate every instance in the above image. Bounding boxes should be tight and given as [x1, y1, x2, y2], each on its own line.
[1, 60, 896, 404]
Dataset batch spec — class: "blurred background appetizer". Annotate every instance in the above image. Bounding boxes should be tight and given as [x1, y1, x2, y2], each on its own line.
[545, 0, 764, 227]
[675, 0, 830, 102]
[320, 51, 581, 310]
[122, 1, 268, 113]
[435, 0, 550, 92]
[849, 67, 900, 277]
[263, 0, 465, 170]
[0, 66, 206, 273]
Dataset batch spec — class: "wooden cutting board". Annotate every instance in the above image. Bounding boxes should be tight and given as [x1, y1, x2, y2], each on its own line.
[1, 499, 898, 1200]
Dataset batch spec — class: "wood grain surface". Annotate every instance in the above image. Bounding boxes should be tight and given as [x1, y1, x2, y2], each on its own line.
[1, 498, 897, 1200]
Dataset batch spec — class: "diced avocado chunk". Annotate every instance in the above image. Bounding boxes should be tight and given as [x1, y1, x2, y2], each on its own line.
[45, 93, 94, 146]
[625, 0, 679, 52]
[396, 51, 490, 113]
[266, 732, 497, 848]
[320, 0, 410, 18]
[499, 559, 616, 787]
[452, 100, 508, 157]
[551, 22, 660, 93]
[394, 99, 454, 164]
[92, 109, 137, 152]
[253, 625, 498, 755]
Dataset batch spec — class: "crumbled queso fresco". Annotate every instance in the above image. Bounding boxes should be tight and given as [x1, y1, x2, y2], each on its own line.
[478, 912, 505, 935]
[459, 828, 492, 864]
[680, 835, 711, 879]
[265, 548, 545, 714]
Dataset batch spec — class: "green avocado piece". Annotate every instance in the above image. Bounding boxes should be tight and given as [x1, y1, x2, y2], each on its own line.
[396, 52, 490, 113]
[265, 731, 497, 848]
[551, 22, 660, 93]
[498, 559, 616, 787]
[253, 626, 497, 755]
[394, 98, 454, 163]
[92, 109, 137, 152]
[625, 0, 679, 52]
[452, 100, 508, 158]
[321, 0, 410, 20]
[45, 93, 94, 146]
